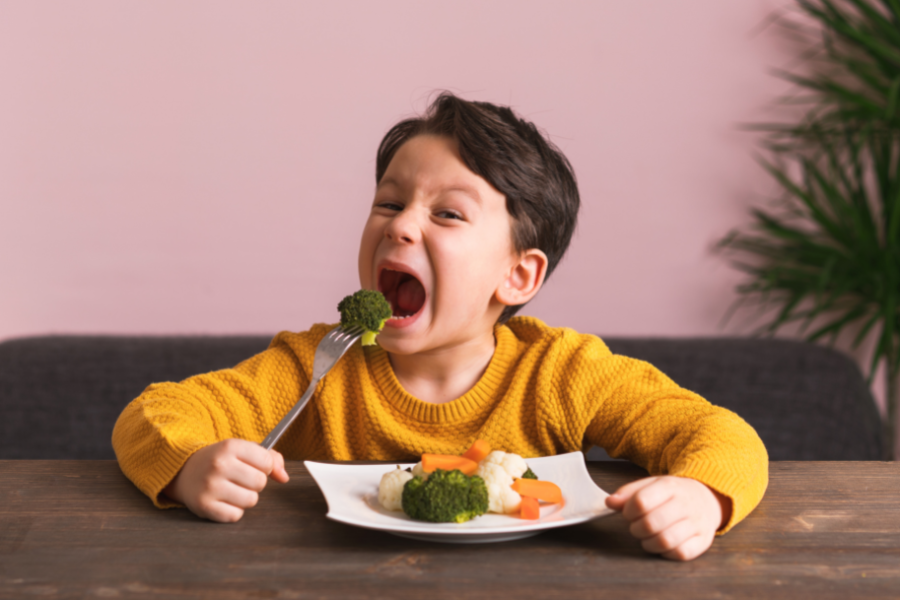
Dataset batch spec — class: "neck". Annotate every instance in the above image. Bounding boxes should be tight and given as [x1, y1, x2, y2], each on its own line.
[387, 329, 497, 404]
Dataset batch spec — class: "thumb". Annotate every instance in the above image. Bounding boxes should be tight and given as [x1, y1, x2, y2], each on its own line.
[605, 477, 659, 510]
[268, 450, 289, 483]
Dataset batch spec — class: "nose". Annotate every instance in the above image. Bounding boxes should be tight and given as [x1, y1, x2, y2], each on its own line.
[384, 207, 420, 245]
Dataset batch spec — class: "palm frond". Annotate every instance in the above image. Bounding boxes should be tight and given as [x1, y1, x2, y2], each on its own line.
[720, 0, 900, 458]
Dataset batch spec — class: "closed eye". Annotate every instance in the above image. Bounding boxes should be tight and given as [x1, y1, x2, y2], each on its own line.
[376, 202, 404, 212]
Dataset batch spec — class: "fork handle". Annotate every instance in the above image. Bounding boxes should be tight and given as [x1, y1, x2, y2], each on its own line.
[260, 377, 320, 451]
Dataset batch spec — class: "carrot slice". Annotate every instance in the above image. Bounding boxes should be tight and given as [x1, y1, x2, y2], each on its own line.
[461, 439, 491, 463]
[511, 478, 563, 504]
[421, 454, 479, 476]
[519, 496, 540, 520]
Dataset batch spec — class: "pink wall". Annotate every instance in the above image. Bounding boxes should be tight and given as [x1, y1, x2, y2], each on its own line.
[2, 0, 794, 340]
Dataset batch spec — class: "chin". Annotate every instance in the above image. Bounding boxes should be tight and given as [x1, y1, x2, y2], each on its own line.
[375, 336, 421, 356]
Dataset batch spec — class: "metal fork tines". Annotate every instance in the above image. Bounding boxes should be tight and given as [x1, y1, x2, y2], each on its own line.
[260, 324, 365, 450]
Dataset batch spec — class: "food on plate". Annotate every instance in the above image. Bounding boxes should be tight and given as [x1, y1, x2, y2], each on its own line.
[377, 440, 564, 522]
[401, 468, 489, 523]
[475, 454, 526, 515]
[410, 461, 427, 480]
[511, 478, 563, 504]
[421, 454, 479, 475]
[378, 466, 414, 511]
[461, 439, 491, 463]
[519, 496, 541, 520]
[478, 450, 529, 478]
[337, 289, 392, 346]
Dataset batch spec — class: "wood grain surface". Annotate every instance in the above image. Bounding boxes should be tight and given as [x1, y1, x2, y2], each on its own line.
[1, 460, 898, 600]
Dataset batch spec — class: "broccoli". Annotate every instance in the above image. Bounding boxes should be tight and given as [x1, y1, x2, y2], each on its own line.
[337, 289, 392, 346]
[521, 466, 538, 480]
[401, 469, 489, 523]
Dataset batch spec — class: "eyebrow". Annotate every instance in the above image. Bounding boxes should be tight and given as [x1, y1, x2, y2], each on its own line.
[377, 177, 401, 190]
[377, 177, 482, 204]
[444, 184, 482, 204]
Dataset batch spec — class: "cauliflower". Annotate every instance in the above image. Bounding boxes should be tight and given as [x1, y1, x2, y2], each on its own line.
[474, 451, 530, 514]
[378, 466, 414, 511]
[476, 462, 522, 514]
[411, 461, 428, 480]
[480, 450, 529, 479]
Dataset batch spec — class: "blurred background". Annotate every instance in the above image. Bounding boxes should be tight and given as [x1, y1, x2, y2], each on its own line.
[5, 0, 891, 440]
[8, 0, 888, 410]
[0, 1, 792, 336]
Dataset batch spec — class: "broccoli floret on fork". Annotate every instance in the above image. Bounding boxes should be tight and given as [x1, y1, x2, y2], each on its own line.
[337, 290, 392, 346]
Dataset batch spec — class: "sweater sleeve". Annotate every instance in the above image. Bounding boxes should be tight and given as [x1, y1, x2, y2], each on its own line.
[558, 334, 768, 534]
[111, 328, 323, 508]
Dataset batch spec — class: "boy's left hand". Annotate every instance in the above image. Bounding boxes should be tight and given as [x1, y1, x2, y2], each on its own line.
[605, 476, 730, 561]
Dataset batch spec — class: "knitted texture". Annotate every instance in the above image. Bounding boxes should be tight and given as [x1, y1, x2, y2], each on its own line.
[112, 316, 768, 533]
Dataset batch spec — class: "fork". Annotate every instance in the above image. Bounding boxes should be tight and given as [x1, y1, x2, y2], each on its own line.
[260, 324, 365, 450]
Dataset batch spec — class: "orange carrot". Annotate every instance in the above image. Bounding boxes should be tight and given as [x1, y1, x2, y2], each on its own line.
[461, 439, 491, 463]
[421, 454, 479, 476]
[511, 478, 563, 504]
[519, 496, 540, 520]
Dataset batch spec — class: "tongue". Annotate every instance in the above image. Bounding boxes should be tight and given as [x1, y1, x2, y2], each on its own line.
[396, 277, 425, 313]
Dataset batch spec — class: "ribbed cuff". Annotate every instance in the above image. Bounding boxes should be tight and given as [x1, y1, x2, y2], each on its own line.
[672, 456, 769, 534]
[144, 436, 210, 509]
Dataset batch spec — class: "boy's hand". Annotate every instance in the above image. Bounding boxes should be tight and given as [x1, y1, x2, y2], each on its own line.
[163, 438, 290, 523]
[605, 476, 730, 561]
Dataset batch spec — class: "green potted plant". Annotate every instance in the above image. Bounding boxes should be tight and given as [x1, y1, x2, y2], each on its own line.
[717, 0, 899, 459]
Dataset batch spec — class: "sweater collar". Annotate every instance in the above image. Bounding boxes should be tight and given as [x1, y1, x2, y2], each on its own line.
[365, 324, 518, 423]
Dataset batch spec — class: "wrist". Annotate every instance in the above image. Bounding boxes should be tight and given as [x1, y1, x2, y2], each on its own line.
[707, 486, 732, 530]
[162, 469, 185, 504]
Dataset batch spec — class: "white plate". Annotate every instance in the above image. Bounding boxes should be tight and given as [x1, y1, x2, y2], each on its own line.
[304, 451, 614, 544]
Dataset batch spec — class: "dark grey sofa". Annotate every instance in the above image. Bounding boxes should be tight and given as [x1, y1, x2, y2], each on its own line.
[0, 335, 884, 461]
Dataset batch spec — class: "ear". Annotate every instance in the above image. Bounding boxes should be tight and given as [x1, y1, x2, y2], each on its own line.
[495, 249, 548, 308]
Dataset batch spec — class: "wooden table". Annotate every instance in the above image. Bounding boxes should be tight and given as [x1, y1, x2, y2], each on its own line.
[1, 461, 898, 600]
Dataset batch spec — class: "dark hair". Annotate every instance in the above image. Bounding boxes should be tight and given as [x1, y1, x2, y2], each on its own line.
[375, 92, 580, 323]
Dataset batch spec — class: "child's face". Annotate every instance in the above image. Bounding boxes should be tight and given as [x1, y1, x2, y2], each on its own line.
[358, 135, 520, 355]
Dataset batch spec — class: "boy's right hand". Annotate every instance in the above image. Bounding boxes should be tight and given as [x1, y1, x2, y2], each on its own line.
[163, 438, 290, 523]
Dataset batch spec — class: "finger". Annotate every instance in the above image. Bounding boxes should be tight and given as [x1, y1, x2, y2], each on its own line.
[192, 496, 245, 523]
[628, 497, 681, 539]
[207, 502, 245, 523]
[213, 479, 261, 510]
[269, 450, 290, 483]
[228, 439, 276, 475]
[225, 459, 270, 492]
[661, 533, 710, 562]
[621, 479, 678, 522]
[606, 477, 659, 511]
[640, 517, 695, 553]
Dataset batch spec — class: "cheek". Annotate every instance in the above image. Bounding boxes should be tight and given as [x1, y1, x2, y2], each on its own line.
[432, 237, 510, 305]
[358, 219, 381, 287]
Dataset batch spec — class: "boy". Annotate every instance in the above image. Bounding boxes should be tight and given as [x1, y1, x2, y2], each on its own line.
[113, 92, 768, 561]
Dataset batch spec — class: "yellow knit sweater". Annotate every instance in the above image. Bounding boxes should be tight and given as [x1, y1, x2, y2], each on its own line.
[112, 317, 768, 532]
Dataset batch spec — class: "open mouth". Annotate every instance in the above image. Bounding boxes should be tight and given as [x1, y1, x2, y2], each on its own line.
[378, 268, 426, 319]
